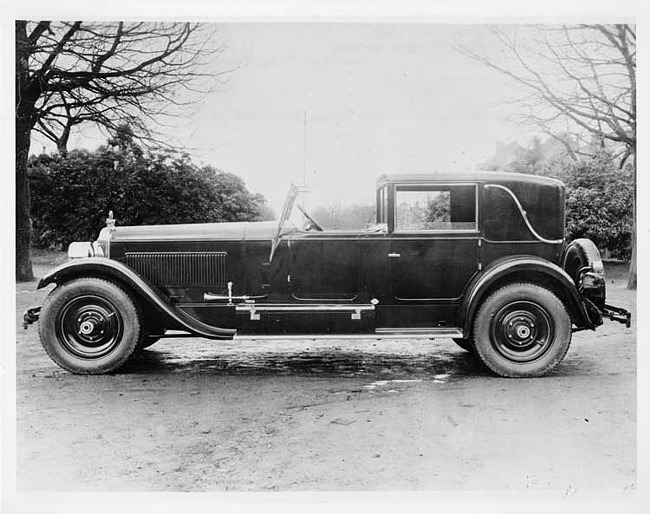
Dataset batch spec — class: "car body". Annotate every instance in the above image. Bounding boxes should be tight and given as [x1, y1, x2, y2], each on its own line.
[25, 172, 631, 377]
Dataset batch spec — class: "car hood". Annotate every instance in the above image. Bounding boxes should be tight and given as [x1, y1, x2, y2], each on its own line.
[108, 220, 278, 242]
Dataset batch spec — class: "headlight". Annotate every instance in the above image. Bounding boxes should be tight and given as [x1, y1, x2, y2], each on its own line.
[68, 242, 95, 259]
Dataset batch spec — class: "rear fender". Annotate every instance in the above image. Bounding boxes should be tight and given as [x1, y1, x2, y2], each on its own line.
[38, 258, 236, 339]
[460, 256, 594, 337]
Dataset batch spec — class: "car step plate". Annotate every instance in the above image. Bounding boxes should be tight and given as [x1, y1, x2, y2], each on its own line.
[235, 303, 375, 321]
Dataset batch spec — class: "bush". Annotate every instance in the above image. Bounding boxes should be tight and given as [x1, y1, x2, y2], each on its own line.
[483, 136, 634, 260]
[540, 154, 633, 260]
[28, 145, 267, 249]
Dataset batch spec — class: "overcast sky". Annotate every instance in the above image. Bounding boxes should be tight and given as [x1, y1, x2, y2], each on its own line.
[52, 23, 539, 211]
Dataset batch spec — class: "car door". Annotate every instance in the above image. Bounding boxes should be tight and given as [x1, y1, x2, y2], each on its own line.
[389, 183, 480, 300]
[288, 233, 361, 301]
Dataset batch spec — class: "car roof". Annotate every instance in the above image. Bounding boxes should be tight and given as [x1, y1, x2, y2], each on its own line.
[376, 171, 563, 188]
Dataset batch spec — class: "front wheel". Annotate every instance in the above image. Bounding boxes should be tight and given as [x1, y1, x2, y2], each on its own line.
[473, 283, 571, 378]
[39, 278, 142, 374]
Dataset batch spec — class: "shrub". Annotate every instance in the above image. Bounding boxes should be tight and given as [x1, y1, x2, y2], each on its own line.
[28, 146, 267, 249]
[540, 154, 633, 260]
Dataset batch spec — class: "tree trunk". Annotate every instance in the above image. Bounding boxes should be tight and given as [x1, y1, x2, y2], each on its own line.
[56, 121, 71, 155]
[16, 21, 36, 282]
[16, 115, 35, 282]
[626, 151, 637, 289]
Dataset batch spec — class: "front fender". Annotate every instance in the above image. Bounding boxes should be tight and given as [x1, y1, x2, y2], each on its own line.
[460, 255, 594, 336]
[38, 258, 236, 339]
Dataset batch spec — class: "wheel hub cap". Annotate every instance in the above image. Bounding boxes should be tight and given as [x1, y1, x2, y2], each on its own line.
[56, 295, 123, 359]
[515, 324, 531, 340]
[78, 320, 95, 335]
[491, 301, 554, 363]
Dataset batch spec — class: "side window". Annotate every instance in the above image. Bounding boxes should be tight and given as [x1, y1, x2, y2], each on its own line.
[395, 185, 477, 232]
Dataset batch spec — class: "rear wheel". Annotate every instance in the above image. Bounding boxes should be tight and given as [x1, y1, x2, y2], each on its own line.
[473, 283, 571, 378]
[39, 278, 142, 374]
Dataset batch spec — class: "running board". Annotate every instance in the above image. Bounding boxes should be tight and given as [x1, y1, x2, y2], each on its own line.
[375, 327, 463, 338]
[155, 328, 463, 341]
[234, 328, 463, 341]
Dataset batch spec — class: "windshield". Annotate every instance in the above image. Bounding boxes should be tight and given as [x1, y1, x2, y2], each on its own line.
[269, 183, 387, 260]
[276, 183, 303, 232]
[270, 183, 303, 259]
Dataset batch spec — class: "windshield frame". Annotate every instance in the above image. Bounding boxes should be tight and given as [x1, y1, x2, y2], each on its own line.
[270, 183, 304, 260]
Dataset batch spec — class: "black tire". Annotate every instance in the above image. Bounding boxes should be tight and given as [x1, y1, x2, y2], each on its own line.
[562, 238, 606, 309]
[452, 337, 474, 352]
[38, 278, 142, 374]
[473, 283, 571, 378]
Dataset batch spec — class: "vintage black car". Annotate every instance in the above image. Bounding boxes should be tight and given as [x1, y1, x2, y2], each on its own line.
[24, 172, 630, 377]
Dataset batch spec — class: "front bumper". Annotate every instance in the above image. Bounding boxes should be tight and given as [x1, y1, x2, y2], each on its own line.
[23, 306, 41, 329]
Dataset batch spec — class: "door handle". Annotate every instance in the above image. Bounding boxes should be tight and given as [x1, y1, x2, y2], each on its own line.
[388, 253, 401, 258]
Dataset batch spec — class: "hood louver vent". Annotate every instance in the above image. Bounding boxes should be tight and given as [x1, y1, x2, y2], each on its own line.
[125, 252, 227, 287]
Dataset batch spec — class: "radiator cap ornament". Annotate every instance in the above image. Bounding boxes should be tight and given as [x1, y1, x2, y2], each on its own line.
[106, 210, 116, 231]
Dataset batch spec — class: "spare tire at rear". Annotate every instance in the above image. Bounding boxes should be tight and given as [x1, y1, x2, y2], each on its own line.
[562, 238, 606, 310]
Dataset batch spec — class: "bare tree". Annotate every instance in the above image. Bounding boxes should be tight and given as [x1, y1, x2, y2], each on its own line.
[16, 21, 229, 281]
[458, 24, 636, 288]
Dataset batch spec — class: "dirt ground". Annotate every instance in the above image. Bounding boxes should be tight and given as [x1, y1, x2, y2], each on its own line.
[12, 260, 636, 499]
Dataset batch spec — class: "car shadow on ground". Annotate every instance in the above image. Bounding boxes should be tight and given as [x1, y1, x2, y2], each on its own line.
[119, 345, 489, 379]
